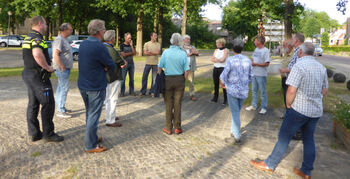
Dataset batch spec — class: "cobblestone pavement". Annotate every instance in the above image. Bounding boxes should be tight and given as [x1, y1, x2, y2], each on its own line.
[1, 53, 350, 178]
[1, 75, 350, 179]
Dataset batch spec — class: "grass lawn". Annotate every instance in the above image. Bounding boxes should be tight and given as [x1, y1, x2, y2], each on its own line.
[1, 67, 347, 112]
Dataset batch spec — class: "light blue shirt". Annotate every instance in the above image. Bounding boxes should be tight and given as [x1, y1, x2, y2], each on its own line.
[220, 54, 253, 99]
[158, 45, 189, 76]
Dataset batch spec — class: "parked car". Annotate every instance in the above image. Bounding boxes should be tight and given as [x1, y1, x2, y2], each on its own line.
[72, 47, 79, 61]
[314, 44, 323, 56]
[70, 40, 82, 49]
[67, 35, 88, 44]
[46, 41, 53, 59]
[0, 35, 24, 47]
[47, 41, 79, 61]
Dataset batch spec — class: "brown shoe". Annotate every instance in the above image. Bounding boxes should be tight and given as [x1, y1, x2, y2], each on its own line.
[115, 117, 119, 121]
[250, 160, 273, 173]
[293, 167, 311, 179]
[174, 128, 182, 134]
[163, 128, 172, 135]
[106, 122, 122, 127]
[85, 145, 107, 153]
[190, 96, 197, 101]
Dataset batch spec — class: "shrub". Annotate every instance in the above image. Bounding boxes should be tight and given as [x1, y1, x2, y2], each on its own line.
[323, 46, 350, 52]
[327, 68, 334, 78]
[335, 100, 350, 130]
[347, 80, 350, 91]
[333, 73, 346, 83]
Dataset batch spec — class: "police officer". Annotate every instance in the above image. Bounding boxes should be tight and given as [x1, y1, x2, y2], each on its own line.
[22, 16, 64, 142]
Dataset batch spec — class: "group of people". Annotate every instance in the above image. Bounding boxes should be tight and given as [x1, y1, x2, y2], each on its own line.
[22, 16, 328, 178]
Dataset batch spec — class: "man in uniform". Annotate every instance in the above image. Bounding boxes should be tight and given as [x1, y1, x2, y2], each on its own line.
[22, 16, 64, 142]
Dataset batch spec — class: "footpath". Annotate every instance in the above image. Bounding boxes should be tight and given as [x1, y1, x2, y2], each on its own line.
[0, 53, 349, 178]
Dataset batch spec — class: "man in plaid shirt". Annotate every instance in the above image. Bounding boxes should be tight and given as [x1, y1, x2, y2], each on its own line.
[250, 42, 328, 179]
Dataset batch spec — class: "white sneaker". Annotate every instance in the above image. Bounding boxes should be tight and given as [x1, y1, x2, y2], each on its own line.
[245, 106, 256, 111]
[259, 108, 267, 114]
[57, 112, 72, 118]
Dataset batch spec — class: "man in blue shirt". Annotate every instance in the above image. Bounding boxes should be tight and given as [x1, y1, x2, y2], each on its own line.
[78, 19, 116, 153]
[158, 33, 189, 135]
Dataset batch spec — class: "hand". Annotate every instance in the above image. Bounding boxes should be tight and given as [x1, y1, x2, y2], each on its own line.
[187, 53, 191, 57]
[47, 66, 54, 73]
[279, 68, 288, 73]
[130, 40, 133, 46]
[60, 66, 66, 72]
[104, 67, 108, 71]
[252, 62, 256, 66]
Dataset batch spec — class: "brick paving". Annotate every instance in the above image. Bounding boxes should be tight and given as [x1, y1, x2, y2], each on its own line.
[0, 54, 350, 178]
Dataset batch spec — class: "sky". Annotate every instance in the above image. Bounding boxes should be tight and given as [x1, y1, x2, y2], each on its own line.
[202, 0, 350, 24]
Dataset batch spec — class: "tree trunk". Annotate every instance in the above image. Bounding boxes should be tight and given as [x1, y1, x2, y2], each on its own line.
[45, 17, 50, 40]
[158, 6, 163, 51]
[153, 9, 158, 33]
[58, 0, 63, 25]
[115, 24, 119, 48]
[181, 0, 187, 36]
[136, 5, 144, 56]
[284, 0, 294, 39]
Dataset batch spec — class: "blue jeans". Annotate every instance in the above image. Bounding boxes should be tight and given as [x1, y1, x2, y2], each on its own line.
[251, 76, 268, 109]
[79, 89, 106, 150]
[265, 108, 319, 176]
[55, 68, 70, 112]
[121, 63, 135, 95]
[227, 93, 245, 139]
[140, 64, 157, 95]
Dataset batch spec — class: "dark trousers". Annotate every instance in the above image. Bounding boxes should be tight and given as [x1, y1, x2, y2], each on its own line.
[164, 75, 185, 131]
[281, 76, 288, 108]
[141, 64, 157, 95]
[212, 67, 227, 102]
[22, 69, 55, 137]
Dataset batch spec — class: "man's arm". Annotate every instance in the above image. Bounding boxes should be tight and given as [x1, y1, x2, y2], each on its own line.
[33, 48, 54, 72]
[184, 70, 190, 79]
[286, 85, 297, 108]
[53, 49, 66, 71]
[252, 62, 270, 67]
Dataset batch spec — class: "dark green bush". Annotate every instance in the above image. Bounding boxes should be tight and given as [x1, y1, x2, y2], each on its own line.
[335, 100, 350, 130]
[347, 80, 350, 91]
[327, 68, 334, 78]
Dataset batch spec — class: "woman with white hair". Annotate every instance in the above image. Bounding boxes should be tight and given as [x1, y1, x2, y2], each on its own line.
[158, 33, 190, 135]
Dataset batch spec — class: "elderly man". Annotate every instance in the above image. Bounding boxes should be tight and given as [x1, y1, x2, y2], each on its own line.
[250, 42, 328, 179]
[78, 19, 116, 153]
[183, 34, 199, 101]
[280, 33, 305, 140]
[22, 16, 64, 142]
[140, 32, 161, 97]
[53, 23, 73, 118]
[103, 30, 126, 127]
[158, 33, 189, 135]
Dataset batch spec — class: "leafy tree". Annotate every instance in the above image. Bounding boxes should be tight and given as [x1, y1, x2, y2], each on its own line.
[321, 32, 329, 47]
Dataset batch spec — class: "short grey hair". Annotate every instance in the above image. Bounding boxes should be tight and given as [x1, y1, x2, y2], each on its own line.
[59, 23, 71, 31]
[294, 33, 305, 43]
[300, 42, 315, 56]
[170, 33, 182, 46]
[232, 37, 244, 53]
[183, 34, 190, 39]
[104, 30, 115, 42]
[88, 19, 105, 35]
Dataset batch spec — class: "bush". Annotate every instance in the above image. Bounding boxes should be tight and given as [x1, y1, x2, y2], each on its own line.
[321, 32, 329, 47]
[323, 46, 350, 52]
[327, 68, 334, 78]
[347, 80, 350, 91]
[335, 100, 350, 130]
[333, 73, 346, 83]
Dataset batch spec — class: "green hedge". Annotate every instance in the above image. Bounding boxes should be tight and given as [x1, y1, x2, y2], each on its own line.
[323, 46, 350, 52]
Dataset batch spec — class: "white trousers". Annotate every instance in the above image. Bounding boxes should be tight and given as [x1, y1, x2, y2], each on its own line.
[105, 80, 122, 124]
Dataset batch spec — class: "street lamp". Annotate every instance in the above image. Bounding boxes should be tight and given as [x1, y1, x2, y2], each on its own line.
[7, 11, 12, 48]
